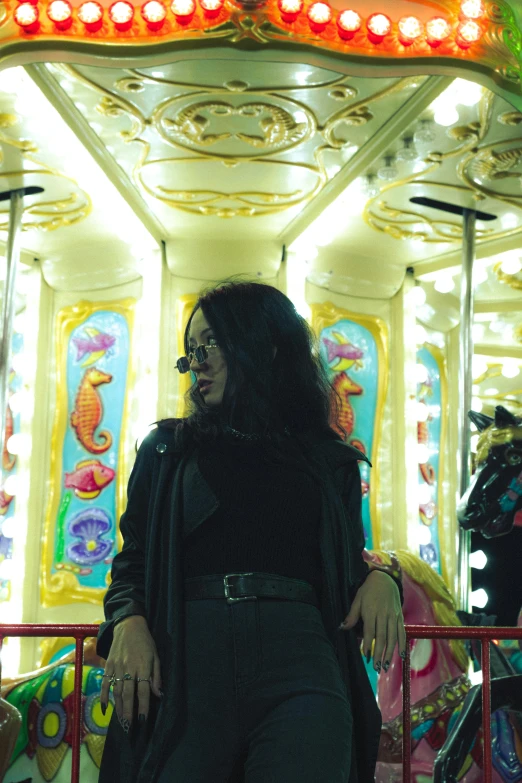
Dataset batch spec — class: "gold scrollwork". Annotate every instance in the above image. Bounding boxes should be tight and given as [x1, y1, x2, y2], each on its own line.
[157, 99, 314, 155]
[498, 110, 522, 125]
[493, 259, 522, 289]
[138, 156, 323, 217]
[364, 89, 522, 244]
[484, 0, 522, 85]
[0, 114, 91, 232]
[49, 63, 418, 218]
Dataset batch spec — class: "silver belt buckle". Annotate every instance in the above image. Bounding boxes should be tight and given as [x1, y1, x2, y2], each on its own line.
[224, 573, 258, 604]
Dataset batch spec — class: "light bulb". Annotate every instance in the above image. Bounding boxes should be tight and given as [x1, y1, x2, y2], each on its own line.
[501, 361, 520, 379]
[460, 0, 485, 19]
[6, 434, 31, 456]
[4, 475, 18, 496]
[410, 286, 426, 307]
[417, 526, 432, 546]
[472, 324, 485, 341]
[0, 516, 16, 538]
[377, 155, 398, 181]
[453, 78, 483, 107]
[418, 484, 432, 504]
[471, 588, 488, 608]
[415, 324, 427, 345]
[434, 274, 455, 293]
[396, 136, 418, 162]
[484, 387, 498, 396]
[473, 265, 488, 285]
[0, 558, 13, 581]
[472, 356, 488, 377]
[469, 549, 487, 570]
[500, 256, 522, 275]
[501, 213, 518, 229]
[489, 318, 506, 334]
[415, 363, 428, 384]
[416, 402, 429, 422]
[434, 106, 459, 127]
[470, 433, 479, 452]
[471, 396, 483, 412]
[414, 119, 436, 145]
[417, 444, 430, 464]
[362, 173, 380, 198]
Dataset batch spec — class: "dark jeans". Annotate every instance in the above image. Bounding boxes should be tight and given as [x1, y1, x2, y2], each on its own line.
[157, 585, 352, 782]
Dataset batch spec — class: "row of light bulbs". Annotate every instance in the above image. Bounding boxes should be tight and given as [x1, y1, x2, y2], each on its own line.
[362, 77, 486, 197]
[14, 0, 224, 33]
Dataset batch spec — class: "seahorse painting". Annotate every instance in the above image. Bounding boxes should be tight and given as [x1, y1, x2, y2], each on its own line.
[2, 403, 15, 471]
[329, 371, 363, 440]
[70, 368, 113, 454]
[418, 415, 436, 485]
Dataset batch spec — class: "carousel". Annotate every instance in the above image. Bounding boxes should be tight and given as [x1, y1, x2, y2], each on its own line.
[0, 0, 522, 780]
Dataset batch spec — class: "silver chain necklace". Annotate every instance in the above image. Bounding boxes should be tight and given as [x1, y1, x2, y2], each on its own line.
[224, 425, 290, 441]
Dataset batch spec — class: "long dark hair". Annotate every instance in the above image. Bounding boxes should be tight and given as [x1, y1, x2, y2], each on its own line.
[159, 276, 345, 452]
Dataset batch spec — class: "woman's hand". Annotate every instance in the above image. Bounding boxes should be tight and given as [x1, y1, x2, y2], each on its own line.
[100, 615, 162, 732]
[339, 569, 406, 673]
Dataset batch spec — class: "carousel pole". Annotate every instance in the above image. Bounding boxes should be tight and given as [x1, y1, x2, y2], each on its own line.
[456, 208, 476, 613]
[0, 190, 25, 453]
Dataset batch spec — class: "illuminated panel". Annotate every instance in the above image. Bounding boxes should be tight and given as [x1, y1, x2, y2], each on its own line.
[307, 2, 332, 33]
[398, 15, 423, 46]
[109, 0, 134, 30]
[171, 0, 196, 23]
[141, 0, 167, 30]
[278, 0, 303, 23]
[456, 19, 483, 48]
[366, 12, 391, 43]
[14, 3, 39, 30]
[426, 16, 452, 47]
[78, 0, 103, 31]
[200, 0, 224, 18]
[47, 0, 73, 29]
[337, 9, 361, 40]
[460, 0, 485, 19]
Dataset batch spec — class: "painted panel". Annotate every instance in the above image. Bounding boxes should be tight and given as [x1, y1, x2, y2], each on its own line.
[41, 299, 135, 607]
[311, 302, 388, 550]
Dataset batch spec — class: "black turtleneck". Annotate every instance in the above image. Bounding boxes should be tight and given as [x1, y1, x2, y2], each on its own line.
[182, 435, 323, 599]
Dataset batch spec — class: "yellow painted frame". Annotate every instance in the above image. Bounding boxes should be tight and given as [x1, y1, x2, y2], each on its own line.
[41, 298, 136, 608]
[422, 341, 449, 589]
[310, 301, 388, 549]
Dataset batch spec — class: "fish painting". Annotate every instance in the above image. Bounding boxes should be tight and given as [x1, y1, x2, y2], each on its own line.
[0, 488, 14, 516]
[2, 403, 15, 471]
[64, 458, 115, 500]
[72, 327, 116, 368]
[323, 332, 364, 372]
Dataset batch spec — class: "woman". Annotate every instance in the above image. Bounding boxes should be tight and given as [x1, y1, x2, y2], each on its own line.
[97, 278, 406, 783]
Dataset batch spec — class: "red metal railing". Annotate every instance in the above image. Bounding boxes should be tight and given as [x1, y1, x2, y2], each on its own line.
[0, 624, 99, 783]
[1, 623, 522, 782]
[403, 625, 522, 783]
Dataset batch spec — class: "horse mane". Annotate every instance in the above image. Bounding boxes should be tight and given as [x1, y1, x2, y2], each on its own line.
[476, 424, 522, 465]
[371, 548, 468, 673]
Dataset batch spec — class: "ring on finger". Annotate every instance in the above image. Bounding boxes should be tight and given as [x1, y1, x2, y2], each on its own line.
[136, 677, 151, 683]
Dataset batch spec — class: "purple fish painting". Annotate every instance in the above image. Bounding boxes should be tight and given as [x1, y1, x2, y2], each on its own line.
[72, 327, 116, 367]
[323, 332, 364, 372]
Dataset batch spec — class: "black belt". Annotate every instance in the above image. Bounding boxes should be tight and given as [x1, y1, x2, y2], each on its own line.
[184, 572, 319, 608]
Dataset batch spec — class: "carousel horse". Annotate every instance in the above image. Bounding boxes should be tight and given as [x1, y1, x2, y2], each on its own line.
[1, 637, 112, 783]
[368, 549, 522, 783]
[457, 405, 522, 538]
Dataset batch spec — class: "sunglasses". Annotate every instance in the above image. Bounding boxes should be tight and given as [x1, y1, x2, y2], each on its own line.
[176, 343, 220, 374]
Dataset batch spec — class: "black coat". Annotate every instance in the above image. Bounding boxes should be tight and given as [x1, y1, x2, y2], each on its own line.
[97, 423, 400, 783]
